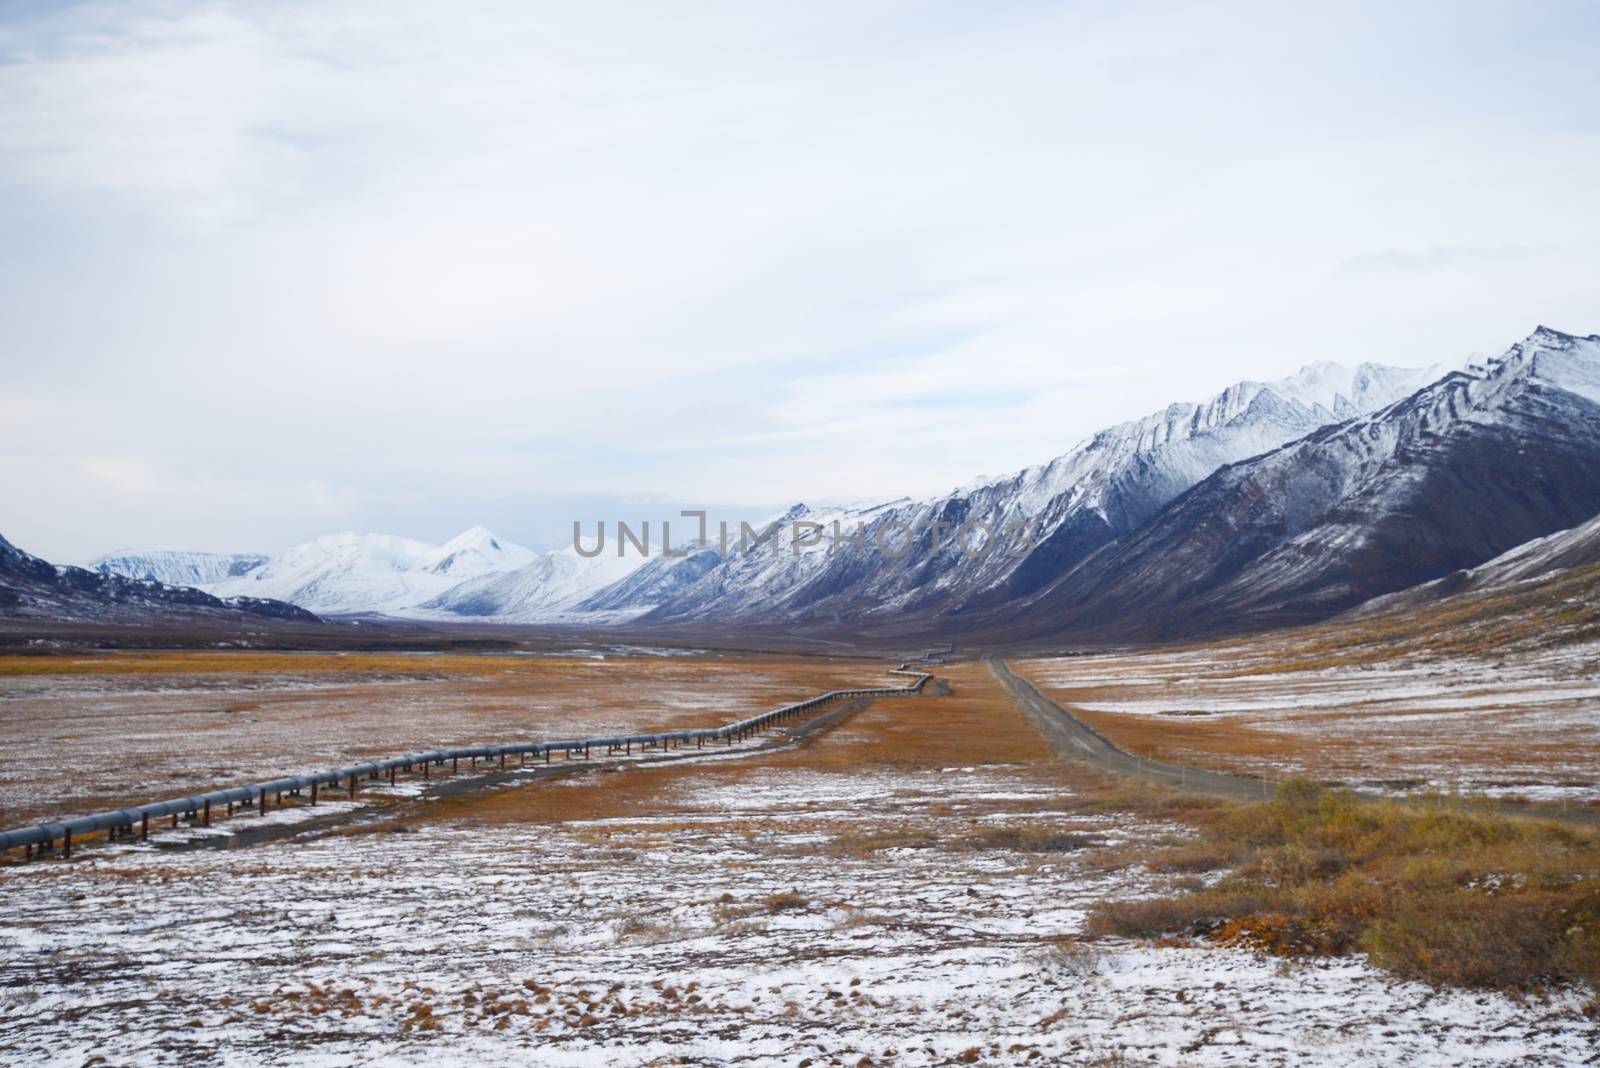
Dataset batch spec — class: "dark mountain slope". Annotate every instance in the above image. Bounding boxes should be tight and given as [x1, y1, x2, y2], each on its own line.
[1352, 506, 1600, 615]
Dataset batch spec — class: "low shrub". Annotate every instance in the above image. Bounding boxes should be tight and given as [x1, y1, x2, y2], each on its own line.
[1145, 843, 1243, 874]
[964, 826, 1098, 853]
[1033, 936, 1102, 977]
[1215, 914, 1355, 957]
[1085, 791, 1600, 994]
[764, 890, 809, 912]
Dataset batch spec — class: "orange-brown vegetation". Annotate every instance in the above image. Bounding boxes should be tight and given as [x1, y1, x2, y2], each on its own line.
[424, 661, 1062, 831]
[1012, 560, 1600, 797]
[1084, 777, 1600, 995]
[0, 650, 886, 827]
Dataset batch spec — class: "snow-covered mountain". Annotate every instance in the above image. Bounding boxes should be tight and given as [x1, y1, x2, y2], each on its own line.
[612, 356, 1451, 626]
[91, 549, 267, 587]
[995, 326, 1600, 639]
[417, 546, 646, 623]
[205, 527, 537, 616]
[89, 525, 643, 622]
[420, 525, 538, 578]
[576, 544, 724, 618]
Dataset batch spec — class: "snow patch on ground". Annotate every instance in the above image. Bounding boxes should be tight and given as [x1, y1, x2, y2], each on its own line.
[1, 765, 1591, 1066]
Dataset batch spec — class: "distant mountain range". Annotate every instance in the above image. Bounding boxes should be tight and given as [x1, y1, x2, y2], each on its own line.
[1, 533, 317, 626]
[50, 325, 1600, 643]
[88, 525, 641, 622]
[199, 526, 540, 616]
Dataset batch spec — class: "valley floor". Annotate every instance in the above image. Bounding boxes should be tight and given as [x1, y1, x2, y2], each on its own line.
[0, 649, 876, 827]
[0, 660, 1594, 1065]
[1016, 635, 1600, 807]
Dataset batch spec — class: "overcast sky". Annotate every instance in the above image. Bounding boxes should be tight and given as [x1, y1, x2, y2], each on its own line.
[3, 1, 1598, 563]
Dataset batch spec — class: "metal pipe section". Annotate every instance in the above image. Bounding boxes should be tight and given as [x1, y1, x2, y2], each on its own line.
[0, 651, 943, 856]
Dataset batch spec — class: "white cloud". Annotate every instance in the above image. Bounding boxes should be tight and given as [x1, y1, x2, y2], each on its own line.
[2, 1, 1598, 562]
[1335, 245, 1541, 278]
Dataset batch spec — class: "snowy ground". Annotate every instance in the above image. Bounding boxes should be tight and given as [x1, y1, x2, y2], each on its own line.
[1018, 642, 1600, 802]
[1, 762, 1592, 1066]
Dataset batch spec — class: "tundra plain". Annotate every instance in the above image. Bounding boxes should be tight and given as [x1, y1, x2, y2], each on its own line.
[1015, 634, 1600, 807]
[0, 651, 1595, 1065]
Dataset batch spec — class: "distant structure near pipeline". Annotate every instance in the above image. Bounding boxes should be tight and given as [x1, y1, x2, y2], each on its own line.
[0, 648, 949, 861]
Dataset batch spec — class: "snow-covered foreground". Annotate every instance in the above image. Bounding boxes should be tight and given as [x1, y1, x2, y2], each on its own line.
[2, 763, 1591, 1066]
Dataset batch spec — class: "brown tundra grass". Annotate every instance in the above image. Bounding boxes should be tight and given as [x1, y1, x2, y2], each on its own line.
[1086, 777, 1600, 997]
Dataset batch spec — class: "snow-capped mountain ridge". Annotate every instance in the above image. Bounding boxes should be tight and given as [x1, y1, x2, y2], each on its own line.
[93, 526, 637, 622]
[609, 354, 1451, 626]
[991, 326, 1600, 639]
[91, 549, 268, 588]
[422, 525, 538, 577]
[417, 545, 646, 623]
[203, 528, 540, 616]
